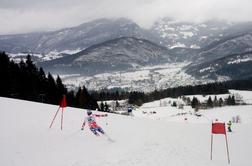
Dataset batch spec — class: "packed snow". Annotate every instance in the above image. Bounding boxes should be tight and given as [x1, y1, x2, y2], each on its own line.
[1, 90, 252, 166]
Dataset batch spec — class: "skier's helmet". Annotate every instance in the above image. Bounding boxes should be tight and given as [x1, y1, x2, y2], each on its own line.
[87, 109, 92, 115]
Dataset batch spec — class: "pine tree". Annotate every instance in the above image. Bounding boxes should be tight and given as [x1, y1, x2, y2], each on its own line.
[231, 95, 236, 105]
[47, 73, 58, 104]
[116, 100, 120, 107]
[104, 102, 109, 112]
[25, 55, 38, 74]
[172, 101, 177, 107]
[38, 68, 47, 98]
[207, 96, 213, 108]
[0, 52, 11, 96]
[219, 97, 224, 107]
[56, 75, 67, 99]
[100, 102, 105, 111]
[191, 97, 199, 108]
[213, 96, 218, 107]
[226, 95, 232, 105]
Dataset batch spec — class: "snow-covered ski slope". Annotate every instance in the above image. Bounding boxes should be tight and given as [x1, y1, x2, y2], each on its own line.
[1, 91, 252, 166]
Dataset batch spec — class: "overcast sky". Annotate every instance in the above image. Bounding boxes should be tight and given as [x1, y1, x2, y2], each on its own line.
[0, 0, 252, 35]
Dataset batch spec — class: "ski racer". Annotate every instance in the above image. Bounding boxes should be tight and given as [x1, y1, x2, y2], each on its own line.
[81, 109, 108, 136]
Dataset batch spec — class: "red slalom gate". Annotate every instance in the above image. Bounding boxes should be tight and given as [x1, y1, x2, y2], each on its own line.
[49, 95, 67, 130]
[210, 122, 230, 164]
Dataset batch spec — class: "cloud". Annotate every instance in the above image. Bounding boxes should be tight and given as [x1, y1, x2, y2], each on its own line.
[0, 0, 252, 34]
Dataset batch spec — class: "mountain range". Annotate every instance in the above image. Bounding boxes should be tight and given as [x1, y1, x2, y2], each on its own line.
[1, 17, 252, 90]
[40, 37, 172, 75]
[0, 18, 156, 54]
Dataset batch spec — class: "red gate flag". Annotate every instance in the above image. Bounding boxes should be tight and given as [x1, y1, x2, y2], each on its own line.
[60, 95, 67, 108]
[210, 122, 230, 164]
[212, 123, 226, 135]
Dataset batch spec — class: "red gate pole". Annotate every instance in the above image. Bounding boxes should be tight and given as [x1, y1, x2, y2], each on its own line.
[225, 134, 231, 164]
[61, 107, 64, 130]
[210, 133, 213, 160]
[49, 106, 61, 128]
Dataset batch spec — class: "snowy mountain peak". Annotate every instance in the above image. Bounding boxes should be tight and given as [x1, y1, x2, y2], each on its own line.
[151, 18, 233, 49]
